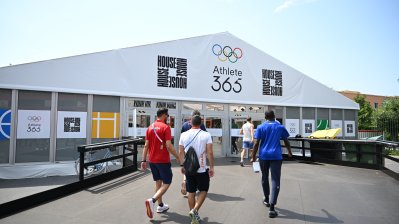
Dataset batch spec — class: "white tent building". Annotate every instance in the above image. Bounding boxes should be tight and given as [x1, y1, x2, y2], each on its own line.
[0, 32, 358, 178]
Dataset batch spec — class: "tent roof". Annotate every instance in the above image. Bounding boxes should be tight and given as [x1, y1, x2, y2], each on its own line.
[0, 32, 359, 110]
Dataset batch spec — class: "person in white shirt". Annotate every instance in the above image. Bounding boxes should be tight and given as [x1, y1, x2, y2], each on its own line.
[240, 117, 254, 167]
[179, 115, 214, 224]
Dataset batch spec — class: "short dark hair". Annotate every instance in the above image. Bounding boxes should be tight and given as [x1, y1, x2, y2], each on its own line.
[265, 110, 275, 120]
[157, 108, 168, 117]
[191, 115, 201, 126]
[247, 117, 252, 122]
[191, 109, 201, 116]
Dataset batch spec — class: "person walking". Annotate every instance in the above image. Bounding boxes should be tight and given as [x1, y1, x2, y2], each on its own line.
[180, 109, 207, 196]
[240, 117, 254, 167]
[179, 115, 214, 224]
[251, 110, 292, 218]
[181, 109, 207, 132]
[141, 108, 181, 219]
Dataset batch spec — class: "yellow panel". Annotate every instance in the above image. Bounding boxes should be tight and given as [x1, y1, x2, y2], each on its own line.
[92, 112, 120, 138]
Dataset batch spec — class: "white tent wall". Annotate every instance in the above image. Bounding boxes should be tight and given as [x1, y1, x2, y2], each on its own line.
[0, 32, 359, 179]
[0, 32, 358, 110]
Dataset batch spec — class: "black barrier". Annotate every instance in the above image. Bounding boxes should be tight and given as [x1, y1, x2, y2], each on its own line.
[77, 138, 143, 181]
[286, 138, 399, 171]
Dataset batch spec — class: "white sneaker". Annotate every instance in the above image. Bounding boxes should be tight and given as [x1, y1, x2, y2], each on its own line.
[145, 198, 155, 219]
[156, 204, 169, 213]
[189, 209, 201, 224]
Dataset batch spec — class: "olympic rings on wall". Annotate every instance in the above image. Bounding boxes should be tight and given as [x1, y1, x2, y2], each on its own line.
[28, 116, 41, 122]
[212, 44, 243, 63]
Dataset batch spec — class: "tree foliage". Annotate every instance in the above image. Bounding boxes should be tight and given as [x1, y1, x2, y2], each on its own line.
[354, 94, 374, 130]
[375, 97, 399, 141]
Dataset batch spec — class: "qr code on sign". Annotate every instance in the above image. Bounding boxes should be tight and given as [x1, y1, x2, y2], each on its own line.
[64, 117, 81, 132]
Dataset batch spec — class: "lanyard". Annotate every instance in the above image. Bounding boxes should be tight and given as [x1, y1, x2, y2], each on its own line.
[151, 123, 163, 144]
[184, 130, 202, 149]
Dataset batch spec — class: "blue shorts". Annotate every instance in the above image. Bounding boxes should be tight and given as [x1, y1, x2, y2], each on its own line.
[242, 141, 254, 149]
[149, 163, 173, 184]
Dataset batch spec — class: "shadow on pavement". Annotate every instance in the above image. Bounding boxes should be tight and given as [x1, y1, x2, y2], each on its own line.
[277, 208, 344, 223]
[0, 175, 78, 188]
[150, 212, 223, 224]
[85, 170, 151, 194]
[207, 192, 244, 202]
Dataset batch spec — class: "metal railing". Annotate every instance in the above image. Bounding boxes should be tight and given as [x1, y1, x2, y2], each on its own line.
[286, 138, 399, 172]
[77, 138, 144, 181]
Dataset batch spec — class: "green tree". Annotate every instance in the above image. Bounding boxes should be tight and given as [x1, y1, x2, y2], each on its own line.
[354, 94, 374, 130]
[376, 97, 399, 141]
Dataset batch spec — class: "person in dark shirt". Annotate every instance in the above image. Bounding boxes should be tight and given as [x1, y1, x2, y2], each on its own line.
[181, 110, 207, 133]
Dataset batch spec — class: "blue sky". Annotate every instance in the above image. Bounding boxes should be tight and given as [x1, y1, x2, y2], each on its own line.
[1, 0, 398, 96]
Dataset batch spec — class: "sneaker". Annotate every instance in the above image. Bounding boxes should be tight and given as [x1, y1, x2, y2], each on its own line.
[240, 162, 244, 167]
[263, 199, 270, 207]
[145, 198, 155, 219]
[156, 204, 169, 213]
[269, 210, 278, 218]
[189, 209, 201, 224]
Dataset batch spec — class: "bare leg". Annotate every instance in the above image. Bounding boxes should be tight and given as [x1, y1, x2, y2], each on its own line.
[153, 180, 170, 204]
[194, 191, 208, 211]
[240, 148, 246, 162]
[187, 192, 196, 210]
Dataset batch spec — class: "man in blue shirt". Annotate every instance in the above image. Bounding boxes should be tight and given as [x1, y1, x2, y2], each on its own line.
[181, 110, 207, 133]
[251, 110, 292, 218]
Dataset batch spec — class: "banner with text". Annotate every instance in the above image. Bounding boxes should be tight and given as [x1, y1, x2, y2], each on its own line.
[17, 110, 51, 139]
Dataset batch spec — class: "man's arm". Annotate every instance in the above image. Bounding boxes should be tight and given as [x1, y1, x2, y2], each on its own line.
[166, 140, 181, 165]
[251, 139, 260, 162]
[141, 140, 149, 170]
[179, 144, 185, 174]
[283, 139, 293, 157]
[206, 143, 214, 177]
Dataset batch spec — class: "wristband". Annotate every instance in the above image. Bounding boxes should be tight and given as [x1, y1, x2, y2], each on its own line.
[180, 164, 184, 167]
[141, 160, 146, 162]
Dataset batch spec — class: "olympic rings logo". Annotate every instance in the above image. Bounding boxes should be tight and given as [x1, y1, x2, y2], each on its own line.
[28, 116, 41, 122]
[212, 44, 243, 63]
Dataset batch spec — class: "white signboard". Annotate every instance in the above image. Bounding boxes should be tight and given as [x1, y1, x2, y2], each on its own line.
[285, 119, 300, 137]
[129, 127, 174, 137]
[57, 111, 87, 138]
[302, 119, 315, 137]
[344, 120, 356, 137]
[129, 127, 147, 137]
[331, 120, 343, 137]
[17, 110, 51, 139]
[207, 128, 223, 137]
[230, 128, 241, 137]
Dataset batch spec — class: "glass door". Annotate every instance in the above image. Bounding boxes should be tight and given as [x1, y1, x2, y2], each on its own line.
[230, 117, 245, 157]
[204, 116, 223, 157]
[229, 105, 265, 157]
[127, 109, 151, 137]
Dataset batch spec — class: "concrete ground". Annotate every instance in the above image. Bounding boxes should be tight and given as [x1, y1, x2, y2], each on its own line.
[1, 158, 399, 224]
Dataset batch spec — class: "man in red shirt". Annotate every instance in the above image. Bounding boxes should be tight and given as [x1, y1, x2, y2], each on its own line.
[141, 108, 181, 219]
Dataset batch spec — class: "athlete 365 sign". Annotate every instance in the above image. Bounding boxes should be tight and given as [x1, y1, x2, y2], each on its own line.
[17, 110, 51, 139]
[211, 44, 243, 93]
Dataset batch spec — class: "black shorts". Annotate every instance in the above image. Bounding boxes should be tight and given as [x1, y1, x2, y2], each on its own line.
[185, 169, 210, 193]
[149, 162, 173, 184]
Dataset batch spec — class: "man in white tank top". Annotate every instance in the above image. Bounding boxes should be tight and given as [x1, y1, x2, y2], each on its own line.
[240, 117, 254, 166]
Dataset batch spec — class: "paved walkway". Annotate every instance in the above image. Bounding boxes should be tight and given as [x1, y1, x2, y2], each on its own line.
[1, 158, 399, 224]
